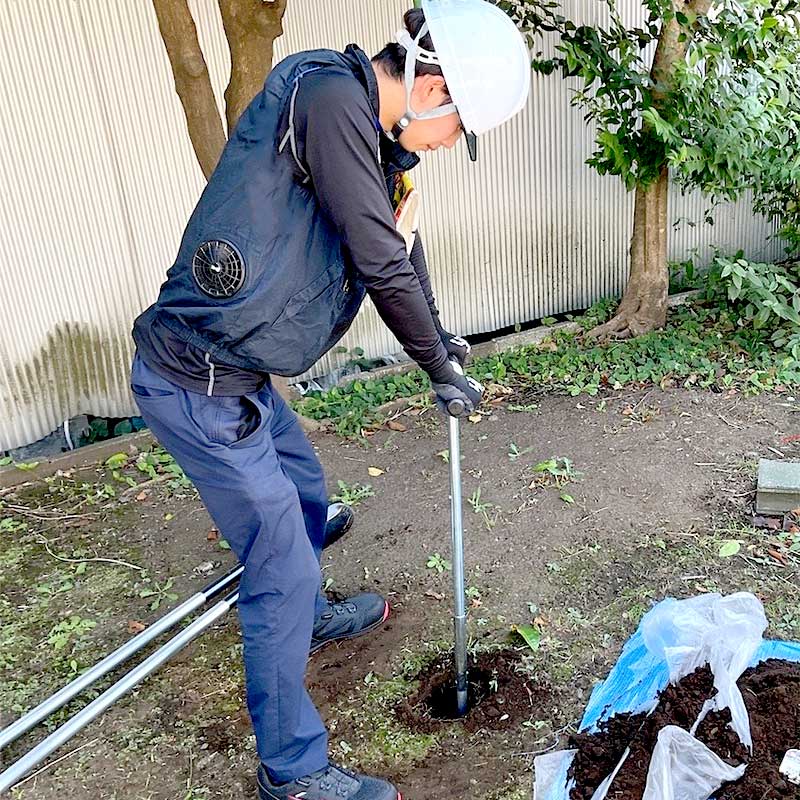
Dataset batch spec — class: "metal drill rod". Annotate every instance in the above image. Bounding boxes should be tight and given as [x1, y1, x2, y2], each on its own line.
[0, 565, 243, 752]
[448, 413, 468, 716]
[0, 502, 350, 752]
[0, 590, 240, 795]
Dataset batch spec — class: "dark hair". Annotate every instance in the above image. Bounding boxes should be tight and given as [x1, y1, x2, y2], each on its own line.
[373, 8, 448, 90]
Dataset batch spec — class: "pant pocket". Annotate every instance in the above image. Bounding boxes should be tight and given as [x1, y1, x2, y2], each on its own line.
[209, 395, 264, 448]
[131, 383, 175, 400]
[130, 353, 179, 400]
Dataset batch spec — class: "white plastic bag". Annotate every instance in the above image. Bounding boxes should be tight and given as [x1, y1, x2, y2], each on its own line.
[533, 749, 576, 800]
[642, 725, 746, 800]
[641, 592, 766, 750]
[588, 728, 747, 800]
[533, 593, 765, 800]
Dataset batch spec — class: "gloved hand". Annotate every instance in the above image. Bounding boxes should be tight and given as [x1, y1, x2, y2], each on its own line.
[431, 363, 483, 418]
[438, 328, 471, 368]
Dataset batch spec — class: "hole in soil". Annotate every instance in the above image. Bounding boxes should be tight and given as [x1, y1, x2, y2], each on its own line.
[426, 664, 497, 720]
[397, 648, 550, 734]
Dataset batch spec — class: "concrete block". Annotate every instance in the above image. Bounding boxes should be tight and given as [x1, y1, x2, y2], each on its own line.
[756, 458, 800, 515]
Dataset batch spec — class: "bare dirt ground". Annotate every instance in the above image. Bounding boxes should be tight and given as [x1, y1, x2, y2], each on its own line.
[2, 387, 799, 800]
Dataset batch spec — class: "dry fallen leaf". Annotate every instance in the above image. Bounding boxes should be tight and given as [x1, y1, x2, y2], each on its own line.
[386, 420, 407, 432]
[135, 490, 149, 501]
[367, 467, 385, 477]
[425, 590, 445, 601]
[468, 413, 482, 424]
[128, 620, 146, 634]
[768, 549, 788, 565]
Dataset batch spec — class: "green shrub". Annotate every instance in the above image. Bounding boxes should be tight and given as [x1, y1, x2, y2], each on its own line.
[293, 293, 800, 438]
[705, 255, 800, 360]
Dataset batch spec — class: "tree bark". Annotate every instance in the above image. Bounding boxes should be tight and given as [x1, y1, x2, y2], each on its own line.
[151, 0, 227, 179]
[592, 166, 669, 338]
[218, 0, 288, 135]
[589, 0, 713, 339]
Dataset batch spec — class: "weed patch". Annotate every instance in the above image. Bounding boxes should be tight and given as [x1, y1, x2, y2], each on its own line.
[294, 300, 800, 438]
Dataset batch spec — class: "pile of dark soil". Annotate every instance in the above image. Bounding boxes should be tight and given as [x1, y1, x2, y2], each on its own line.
[568, 659, 800, 800]
[396, 648, 550, 734]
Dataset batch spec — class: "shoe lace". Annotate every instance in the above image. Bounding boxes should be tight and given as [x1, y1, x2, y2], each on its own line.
[310, 764, 358, 798]
[319, 602, 357, 622]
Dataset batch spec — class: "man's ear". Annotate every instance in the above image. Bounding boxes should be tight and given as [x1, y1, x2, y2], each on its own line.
[413, 74, 448, 109]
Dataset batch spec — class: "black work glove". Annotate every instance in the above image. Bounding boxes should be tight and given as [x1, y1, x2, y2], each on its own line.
[438, 328, 471, 368]
[431, 363, 483, 418]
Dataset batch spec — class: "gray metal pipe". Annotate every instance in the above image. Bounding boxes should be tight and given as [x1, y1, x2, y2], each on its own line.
[0, 590, 240, 795]
[448, 414, 468, 716]
[0, 501, 348, 755]
[0, 566, 242, 752]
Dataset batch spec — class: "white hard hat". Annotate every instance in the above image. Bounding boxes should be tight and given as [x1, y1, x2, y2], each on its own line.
[394, 0, 531, 160]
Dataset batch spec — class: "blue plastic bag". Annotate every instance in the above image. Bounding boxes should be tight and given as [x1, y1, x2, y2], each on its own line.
[534, 593, 800, 800]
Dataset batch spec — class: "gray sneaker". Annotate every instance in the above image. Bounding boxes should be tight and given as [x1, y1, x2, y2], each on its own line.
[257, 763, 401, 800]
[310, 593, 389, 654]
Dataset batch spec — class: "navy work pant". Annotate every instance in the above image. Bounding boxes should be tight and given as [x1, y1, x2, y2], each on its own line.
[130, 352, 329, 782]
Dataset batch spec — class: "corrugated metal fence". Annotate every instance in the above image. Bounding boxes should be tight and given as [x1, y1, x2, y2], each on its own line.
[0, 0, 782, 450]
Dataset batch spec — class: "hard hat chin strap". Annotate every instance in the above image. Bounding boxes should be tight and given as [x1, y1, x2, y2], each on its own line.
[389, 24, 458, 141]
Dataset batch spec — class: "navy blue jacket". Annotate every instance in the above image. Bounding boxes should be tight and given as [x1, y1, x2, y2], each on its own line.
[133, 45, 452, 382]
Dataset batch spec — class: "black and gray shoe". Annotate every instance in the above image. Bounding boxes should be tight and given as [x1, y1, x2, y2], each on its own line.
[310, 593, 389, 654]
[324, 503, 354, 549]
[257, 762, 401, 800]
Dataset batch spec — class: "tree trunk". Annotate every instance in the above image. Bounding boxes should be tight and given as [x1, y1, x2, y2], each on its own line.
[151, 0, 227, 179]
[588, 0, 713, 339]
[218, 0, 288, 135]
[591, 166, 669, 338]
